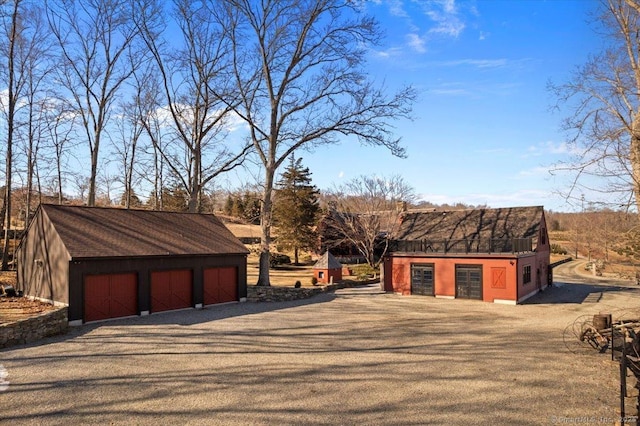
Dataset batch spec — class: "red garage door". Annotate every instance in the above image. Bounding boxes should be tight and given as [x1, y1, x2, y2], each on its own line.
[204, 267, 238, 305]
[151, 269, 193, 312]
[84, 273, 138, 322]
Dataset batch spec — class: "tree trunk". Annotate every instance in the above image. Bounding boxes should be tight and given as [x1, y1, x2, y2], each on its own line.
[187, 144, 201, 213]
[2, 1, 18, 271]
[632, 127, 640, 213]
[2, 113, 13, 270]
[57, 156, 63, 204]
[88, 139, 99, 206]
[256, 170, 274, 286]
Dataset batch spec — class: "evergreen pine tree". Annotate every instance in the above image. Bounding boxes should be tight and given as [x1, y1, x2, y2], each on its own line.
[273, 156, 320, 264]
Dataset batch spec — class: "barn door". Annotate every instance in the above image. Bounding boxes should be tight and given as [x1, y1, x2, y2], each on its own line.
[204, 267, 238, 305]
[150, 269, 193, 312]
[410, 264, 434, 296]
[455, 265, 482, 300]
[84, 273, 138, 322]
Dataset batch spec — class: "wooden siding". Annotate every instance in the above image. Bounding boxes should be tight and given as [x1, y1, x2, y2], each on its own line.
[16, 207, 71, 305]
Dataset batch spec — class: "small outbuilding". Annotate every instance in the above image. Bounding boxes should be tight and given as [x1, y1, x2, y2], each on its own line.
[16, 204, 250, 324]
[313, 251, 343, 284]
[383, 206, 550, 304]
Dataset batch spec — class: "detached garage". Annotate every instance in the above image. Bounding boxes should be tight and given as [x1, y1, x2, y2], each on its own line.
[16, 204, 250, 324]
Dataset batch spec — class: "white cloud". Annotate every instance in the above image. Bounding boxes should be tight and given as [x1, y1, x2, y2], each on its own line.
[429, 87, 470, 96]
[421, 0, 465, 38]
[517, 166, 553, 178]
[388, 0, 409, 18]
[436, 58, 509, 69]
[523, 140, 580, 158]
[406, 33, 427, 53]
[371, 44, 407, 60]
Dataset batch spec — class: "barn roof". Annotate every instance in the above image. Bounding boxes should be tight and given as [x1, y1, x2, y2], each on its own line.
[313, 251, 342, 270]
[395, 206, 545, 243]
[38, 204, 250, 259]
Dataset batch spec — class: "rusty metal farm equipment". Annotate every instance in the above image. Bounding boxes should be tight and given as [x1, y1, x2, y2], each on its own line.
[566, 313, 640, 425]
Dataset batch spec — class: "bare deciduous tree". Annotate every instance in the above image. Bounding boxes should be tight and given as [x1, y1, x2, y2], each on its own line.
[137, 0, 251, 213]
[43, 100, 78, 205]
[550, 0, 640, 212]
[323, 175, 415, 268]
[113, 70, 148, 209]
[0, 0, 51, 269]
[46, 0, 144, 206]
[218, 0, 416, 285]
[16, 4, 53, 223]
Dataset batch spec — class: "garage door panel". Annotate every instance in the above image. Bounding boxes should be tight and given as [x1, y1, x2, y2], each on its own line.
[151, 269, 193, 312]
[203, 269, 220, 304]
[110, 274, 138, 318]
[150, 271, 172, 312]
[204, 267, 237, 305]
[171, 270, 193, 308]
[84, 273, 138, 322]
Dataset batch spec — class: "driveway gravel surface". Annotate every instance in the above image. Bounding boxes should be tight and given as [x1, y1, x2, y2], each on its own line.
[2, 261, 640, 425]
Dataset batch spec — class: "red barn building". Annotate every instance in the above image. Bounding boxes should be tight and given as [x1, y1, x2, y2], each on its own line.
[383, 206, 550, 304]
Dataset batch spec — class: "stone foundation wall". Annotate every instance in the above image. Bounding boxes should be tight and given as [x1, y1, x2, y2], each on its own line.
[0, 307, 68, 349]
[247, 281, 375, 302]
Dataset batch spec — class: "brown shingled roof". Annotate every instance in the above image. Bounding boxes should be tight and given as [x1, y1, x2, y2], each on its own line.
[40, 204, 249, 259]
[313, 251, 343, 270]
[395, 206, 544, 244]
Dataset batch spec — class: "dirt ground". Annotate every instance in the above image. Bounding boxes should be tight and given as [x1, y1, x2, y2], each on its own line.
[2, 279, 640, 425]
[0, 272, 57, 325]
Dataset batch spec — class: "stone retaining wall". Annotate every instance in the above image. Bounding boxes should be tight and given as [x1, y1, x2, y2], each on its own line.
[0, 307, 68, 349]
[247, 280, 377, 302]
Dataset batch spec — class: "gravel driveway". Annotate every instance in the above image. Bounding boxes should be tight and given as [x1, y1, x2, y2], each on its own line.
[2, 262, 640, 425]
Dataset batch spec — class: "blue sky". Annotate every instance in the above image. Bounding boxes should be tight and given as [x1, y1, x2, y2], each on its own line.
[294, 0, 601, 212]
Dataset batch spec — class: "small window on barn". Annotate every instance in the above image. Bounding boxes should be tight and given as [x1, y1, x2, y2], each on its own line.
[319, 271, 324, 279]
[541, 228, 546, 245]
[523, 265, 531, 284]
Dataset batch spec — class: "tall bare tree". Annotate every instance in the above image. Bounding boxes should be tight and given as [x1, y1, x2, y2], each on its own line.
[0, 0, 21, 270]
[46, 0, 143, 206]
[16, 4, 53, 223]
[113, 70, 147, 209]
[217, 0, 416, 285]
[130, 66, 169, 211]
[136, 0, 251, 213]
[323, 175, 415, 268]
[550, 0, 640, 212]
[43, 100, 78, 204]
[0, 0, 50, 269]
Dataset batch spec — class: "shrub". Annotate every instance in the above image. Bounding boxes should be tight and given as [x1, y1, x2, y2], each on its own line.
[350, 263, 377, 277]
[551, 243, 568, 255]
[269, 252, 291, 267]
[294, 280, 301, 288]
[311, 276, 318, 286]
